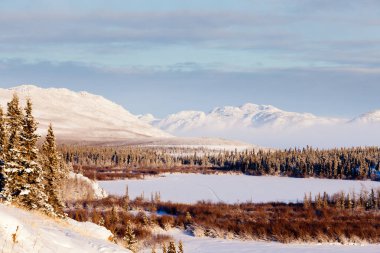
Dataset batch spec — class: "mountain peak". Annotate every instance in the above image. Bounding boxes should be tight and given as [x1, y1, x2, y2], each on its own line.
[9, 84, 41, 92]
[351, 110, 380, 123]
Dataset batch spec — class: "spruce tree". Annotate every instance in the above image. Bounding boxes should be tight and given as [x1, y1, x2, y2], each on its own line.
[0, 106, 7, 196]
[123, 221, 137, 253]
[303, 193, 310, 209]
[178, 241, 184, 253]
[167, 241, 177, 253]
[3, 93, 24, 203]
[42, 124, 64, 216]
[162, 244, 167, 253]
[19, 99, 51, 211]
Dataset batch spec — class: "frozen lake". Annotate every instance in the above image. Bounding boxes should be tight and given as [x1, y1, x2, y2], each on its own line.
[99, 173, 380, 204]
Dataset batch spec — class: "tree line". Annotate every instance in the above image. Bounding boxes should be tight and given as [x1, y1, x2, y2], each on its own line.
[0, 94, 65, 216]
[61, 145, 380, 180]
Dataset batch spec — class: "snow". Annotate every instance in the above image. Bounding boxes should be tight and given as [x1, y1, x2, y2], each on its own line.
[0, 203, 131, 253]
[99, 174, 380, 204]
[19, 189, 30, 196]
[69, 172, 108, 199]
[142, 228, 380, 253]
[0, 85, 171, 141]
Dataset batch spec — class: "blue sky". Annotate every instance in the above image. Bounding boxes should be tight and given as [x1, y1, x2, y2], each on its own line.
[0, 0, 379, 117]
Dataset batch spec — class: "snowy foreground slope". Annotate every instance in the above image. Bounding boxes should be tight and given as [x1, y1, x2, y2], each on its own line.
[0, 204, 131, 253]
[0, 85, 170, 141]
[100, 174, 380, 204]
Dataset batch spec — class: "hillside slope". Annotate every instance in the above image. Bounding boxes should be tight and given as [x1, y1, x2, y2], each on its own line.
[0, 204, 131, 253]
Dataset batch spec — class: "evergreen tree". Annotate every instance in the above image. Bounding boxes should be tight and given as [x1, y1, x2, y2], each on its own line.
[42, 124, 64, 216]
[178, 241, 184, 253]
[322, 192, 329, 209]
[123, 221, 137, 253]
[162, 244, 167, 253]
[367, 189, 376, 210]
[347, 193, 353, 210]
[3, 93, 24, 202]
[167, 241, 177, 253]
[19, 99, 51, 211]
[303, 193, 310, 209]
[0, 106, 7, 196]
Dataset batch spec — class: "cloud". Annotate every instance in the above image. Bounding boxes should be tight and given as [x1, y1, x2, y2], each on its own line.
[0, 11, 294, 44]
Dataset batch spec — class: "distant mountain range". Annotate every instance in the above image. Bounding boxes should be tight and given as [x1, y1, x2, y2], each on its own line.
[0, 85, 253, 149]
[138, 103, 379, 135]
[1, 85, 378, 148]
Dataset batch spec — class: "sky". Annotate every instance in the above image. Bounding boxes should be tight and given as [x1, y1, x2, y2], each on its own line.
[0, 0, 379, 118]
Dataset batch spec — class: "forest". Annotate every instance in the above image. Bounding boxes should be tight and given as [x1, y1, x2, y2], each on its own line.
[61, 145, 380, 181]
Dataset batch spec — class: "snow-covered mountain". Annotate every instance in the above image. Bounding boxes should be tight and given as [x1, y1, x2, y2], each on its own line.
[139, 103, 345, 134]
[350, 110, 380, 124]
[0, 85, 171, 141]
[0, 85, 254, 149]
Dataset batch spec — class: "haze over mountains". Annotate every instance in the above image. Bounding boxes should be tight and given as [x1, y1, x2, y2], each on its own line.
[138, 100, 380, 148]
[1, 85, 379, 148]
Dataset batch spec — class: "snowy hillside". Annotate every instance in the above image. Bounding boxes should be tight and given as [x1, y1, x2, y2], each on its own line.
[139, 103, 344, 134]
[0, 204, 131, 253]
[0, 85, 171, 141]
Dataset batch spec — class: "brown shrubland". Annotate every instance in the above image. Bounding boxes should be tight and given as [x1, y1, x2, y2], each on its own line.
[66, 188, 380, 245]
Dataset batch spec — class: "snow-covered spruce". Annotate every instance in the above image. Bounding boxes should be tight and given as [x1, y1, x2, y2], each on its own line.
[0, 94, 65, 217]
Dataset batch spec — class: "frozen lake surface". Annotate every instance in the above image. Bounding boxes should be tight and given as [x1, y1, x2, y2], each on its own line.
[99, 173, 380, 204]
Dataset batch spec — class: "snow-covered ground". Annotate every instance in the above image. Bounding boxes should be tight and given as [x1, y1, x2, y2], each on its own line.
[0, 204, 131, 253]
[69, 172, 108, 199]
[99, 174, 380, 204]
[142, 228, 380, 253]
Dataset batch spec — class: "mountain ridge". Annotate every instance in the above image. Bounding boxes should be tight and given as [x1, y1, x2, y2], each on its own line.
[138, 102, 358, 134]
